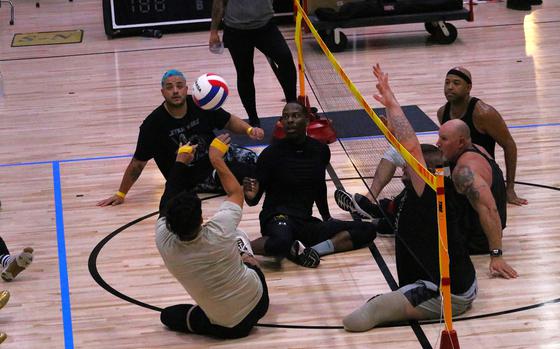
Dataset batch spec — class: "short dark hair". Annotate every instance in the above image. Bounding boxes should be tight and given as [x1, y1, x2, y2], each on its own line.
[421, 143, 443, 171]
[164, 191, 202, 240]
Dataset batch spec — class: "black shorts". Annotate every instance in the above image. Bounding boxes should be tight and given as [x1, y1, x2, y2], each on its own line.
[188, 264, 269, 339]
[161, 264, 269, 339]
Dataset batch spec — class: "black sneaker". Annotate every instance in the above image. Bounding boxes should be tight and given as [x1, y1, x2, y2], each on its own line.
[334, 189, 377, 220]
[353, 194, 384, 219]
[289, 240, 320, 268]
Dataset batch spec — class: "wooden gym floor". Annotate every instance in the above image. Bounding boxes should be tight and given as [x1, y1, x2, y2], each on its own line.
[1, 1, 559, 348]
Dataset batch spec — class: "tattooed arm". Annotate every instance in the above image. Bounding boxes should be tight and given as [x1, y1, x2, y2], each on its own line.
[97, 158, 148, 206]
[372, 64, 425, 197]
[452, 162, 518, 279]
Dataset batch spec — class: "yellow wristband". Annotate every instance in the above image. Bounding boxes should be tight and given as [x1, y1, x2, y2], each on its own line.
[178, 145, 193, 154]
[116, 191, 126, 199]
[210, 138, 229, 155]
[246, 127, 253, 136]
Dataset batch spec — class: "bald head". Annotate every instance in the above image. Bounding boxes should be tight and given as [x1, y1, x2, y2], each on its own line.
[282, 102, 305, 114]
[281, 102, 308, 141]
[447, 119, 471, 141]
[437, 119, 472, 161]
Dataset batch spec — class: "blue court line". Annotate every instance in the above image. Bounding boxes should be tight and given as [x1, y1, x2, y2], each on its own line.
[0, 154, 133, 168]
[0, 122, 559, 168]
[52, 162, 75, 349]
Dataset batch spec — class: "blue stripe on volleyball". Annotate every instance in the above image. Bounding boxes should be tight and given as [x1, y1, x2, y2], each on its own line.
[198, 84, 221, 106]
[215, 88, 228, 109]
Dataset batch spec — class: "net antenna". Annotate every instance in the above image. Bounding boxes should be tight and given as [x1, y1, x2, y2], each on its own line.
[293, 1, 459, 347]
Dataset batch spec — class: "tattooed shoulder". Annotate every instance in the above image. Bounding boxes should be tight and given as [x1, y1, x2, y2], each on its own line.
[452, 165, 480, 202]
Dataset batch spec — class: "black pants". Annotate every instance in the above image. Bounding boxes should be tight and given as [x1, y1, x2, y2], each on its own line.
[223, 21, 297, 124]
[0, 237, 9, 256]
[160, 264, 269, 339]
[262, 215, 377, 256]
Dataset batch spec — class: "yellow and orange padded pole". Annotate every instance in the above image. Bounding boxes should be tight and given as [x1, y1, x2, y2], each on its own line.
[436, 166, 460, 349]
[295, 0, 312, 112]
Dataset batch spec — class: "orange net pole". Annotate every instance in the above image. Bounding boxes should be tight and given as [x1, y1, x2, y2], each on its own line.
[294, 0, 305, 98]
[436, 167, 453, 332]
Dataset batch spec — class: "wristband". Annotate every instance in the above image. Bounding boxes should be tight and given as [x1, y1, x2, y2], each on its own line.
[246, 127, 253, 136]
[178, 144, 193, 154]
[116, 191, 126, 199]
[210, 138, 229, 155]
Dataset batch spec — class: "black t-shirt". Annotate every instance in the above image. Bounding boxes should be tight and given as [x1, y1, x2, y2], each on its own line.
[395, 179, 475, 294]
[252, 137, 331, 223]
[134, 96, 231, 178]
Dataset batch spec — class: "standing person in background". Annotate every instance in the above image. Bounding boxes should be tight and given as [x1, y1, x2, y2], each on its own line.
[210, 0, 297, 127]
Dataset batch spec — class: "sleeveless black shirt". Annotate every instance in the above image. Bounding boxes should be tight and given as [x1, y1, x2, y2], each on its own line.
[442, 97, 496, 158]
[394, 179, 475, 294]
[450, 146, 507, 254]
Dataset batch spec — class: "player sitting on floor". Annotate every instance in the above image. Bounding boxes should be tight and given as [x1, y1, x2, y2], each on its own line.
[244, 102, 378, 268]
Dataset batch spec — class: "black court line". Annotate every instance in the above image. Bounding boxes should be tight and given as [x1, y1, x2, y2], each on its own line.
[88, 179, 560, 336]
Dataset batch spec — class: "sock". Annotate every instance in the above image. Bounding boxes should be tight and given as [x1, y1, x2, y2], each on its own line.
[0, 255, 10, 268]
[311, 240, 334, 256]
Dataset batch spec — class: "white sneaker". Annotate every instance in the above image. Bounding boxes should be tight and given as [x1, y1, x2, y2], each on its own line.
[235, 232, 254, 256]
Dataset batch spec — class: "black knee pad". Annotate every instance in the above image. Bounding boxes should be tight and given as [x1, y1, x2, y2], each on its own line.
[264, 234, 292, 256]
[161, 304, 193, 332]
[348, 221, 377, 247]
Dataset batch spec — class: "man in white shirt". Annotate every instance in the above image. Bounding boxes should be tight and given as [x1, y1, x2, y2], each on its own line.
[156, 134, 268, 339]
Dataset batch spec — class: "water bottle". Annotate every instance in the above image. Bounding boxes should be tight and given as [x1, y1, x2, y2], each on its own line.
[209, 41, 224, 55]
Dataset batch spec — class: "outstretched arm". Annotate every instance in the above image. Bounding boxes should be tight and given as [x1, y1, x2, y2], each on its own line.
[158, 144, 198, 215]
[209, 134, 244, 208]
[452, 163, 518, 279]
[97, 158, 147, 206]
[225, 114, 265, 140]
[372, 64, 425, 196]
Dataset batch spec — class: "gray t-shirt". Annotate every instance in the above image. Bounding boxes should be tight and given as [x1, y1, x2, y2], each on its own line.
[224, 0, 274, 29]
[156, 201, 262, 327]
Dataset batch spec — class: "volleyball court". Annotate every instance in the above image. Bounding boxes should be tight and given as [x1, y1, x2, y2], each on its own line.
[293, 2, 459, 347]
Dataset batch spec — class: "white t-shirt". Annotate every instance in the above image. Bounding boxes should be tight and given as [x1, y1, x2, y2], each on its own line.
[156, 201, 263, 327]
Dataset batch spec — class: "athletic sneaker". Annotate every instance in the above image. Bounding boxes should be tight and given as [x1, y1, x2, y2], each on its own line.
[235, 235, 254, 257]
[334, 189, 379, 220]
[1, 247, 33, 282]
[289, 240, 320, 268]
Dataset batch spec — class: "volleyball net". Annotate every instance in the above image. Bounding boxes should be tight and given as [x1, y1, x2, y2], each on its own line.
[293, 1, 456, 344]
